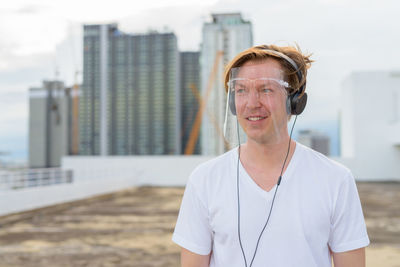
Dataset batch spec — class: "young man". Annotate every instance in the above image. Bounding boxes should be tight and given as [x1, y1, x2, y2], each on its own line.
[172, 44, 369, 267]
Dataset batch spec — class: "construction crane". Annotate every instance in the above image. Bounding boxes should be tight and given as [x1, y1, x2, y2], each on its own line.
[184, 50, 225, 155]
[66, 21, 80, 155]
[188, 83, 230, 151]
[71, 71, 80, 155]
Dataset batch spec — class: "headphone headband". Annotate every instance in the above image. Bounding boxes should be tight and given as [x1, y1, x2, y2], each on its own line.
[262, 49, 299, 71]
[261, 48, 304, 95]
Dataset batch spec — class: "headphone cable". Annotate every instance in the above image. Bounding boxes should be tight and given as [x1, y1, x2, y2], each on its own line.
[237, 115, 298, 267]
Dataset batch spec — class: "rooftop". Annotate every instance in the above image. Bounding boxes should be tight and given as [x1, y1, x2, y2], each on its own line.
[0, 182, 399, 266]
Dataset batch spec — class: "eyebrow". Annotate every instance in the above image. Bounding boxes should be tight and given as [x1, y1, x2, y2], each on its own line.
[234, 81, 275, 88]
[234, 82, 246, 87]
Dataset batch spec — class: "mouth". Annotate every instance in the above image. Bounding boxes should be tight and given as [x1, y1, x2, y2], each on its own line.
[246, 116, 267, 121]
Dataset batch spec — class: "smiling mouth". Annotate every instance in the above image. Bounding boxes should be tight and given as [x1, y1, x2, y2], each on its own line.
[247, 116, 266, 121]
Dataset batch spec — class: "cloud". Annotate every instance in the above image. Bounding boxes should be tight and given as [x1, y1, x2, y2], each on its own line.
[0, 10, 66, 62]
[119, 5, 208, 51]
[0, 55, 54, 162]
[0, 0, 399, 161]
[55, 22, 83, 85]
[15, 4, 50, 14]
[214, 0, 400, 123]
[0, 53, 54, 87]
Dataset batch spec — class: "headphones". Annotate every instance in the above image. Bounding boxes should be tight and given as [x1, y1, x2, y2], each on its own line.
[233, 46, 303, 267]
[229, 47, 307, 116]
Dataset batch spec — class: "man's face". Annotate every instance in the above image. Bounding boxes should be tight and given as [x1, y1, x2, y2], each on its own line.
[231, 59, 289, 145]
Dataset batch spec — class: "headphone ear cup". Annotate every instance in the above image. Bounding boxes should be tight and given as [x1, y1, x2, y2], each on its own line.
[229, 91, 236, 115]
[290, 92, 307, 115]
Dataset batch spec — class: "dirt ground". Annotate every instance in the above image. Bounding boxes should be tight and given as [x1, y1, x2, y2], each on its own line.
[0, 182, 399, 267]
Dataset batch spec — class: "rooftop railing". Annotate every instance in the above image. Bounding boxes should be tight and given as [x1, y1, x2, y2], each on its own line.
[0, 168, 73, 191]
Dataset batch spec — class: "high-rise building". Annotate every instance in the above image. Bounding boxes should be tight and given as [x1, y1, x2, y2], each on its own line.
[200, 13, 253, 155]
[298, 130, 331, 156]
[180, 51, 201, 154]
[29, 81, 76, 168]
[79, 24, 180, 155]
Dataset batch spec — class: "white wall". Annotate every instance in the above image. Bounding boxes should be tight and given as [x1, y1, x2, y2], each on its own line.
[0, 176, 134, 216]
[340, 71, 400, 180]
[62, 155, 212, 186]
[0, 156, 212, 216]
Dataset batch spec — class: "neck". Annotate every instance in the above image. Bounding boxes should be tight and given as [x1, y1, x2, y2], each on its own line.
[240, 135, 296, 171]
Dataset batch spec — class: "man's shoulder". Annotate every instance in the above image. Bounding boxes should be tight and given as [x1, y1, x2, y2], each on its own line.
[188, 148, 237, 186]
[192, 148, 236, 175]
[296, 142, 352, 178]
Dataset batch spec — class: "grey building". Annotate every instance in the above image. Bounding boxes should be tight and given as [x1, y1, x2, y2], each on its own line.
[201, 13, 253, 155]
[180, 52, 201, 154]
[298, 130, 331, 156]
[79, 24, 180, 155]
[29, 81, 76, 168]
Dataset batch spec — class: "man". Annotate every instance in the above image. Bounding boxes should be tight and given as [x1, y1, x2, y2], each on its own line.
[172, 44, 369, 267]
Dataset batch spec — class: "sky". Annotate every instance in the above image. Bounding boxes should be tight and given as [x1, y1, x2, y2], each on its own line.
[0, 0, 399, 162]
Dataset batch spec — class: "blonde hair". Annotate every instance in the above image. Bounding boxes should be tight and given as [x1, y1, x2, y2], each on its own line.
[224, 44, 313, 95]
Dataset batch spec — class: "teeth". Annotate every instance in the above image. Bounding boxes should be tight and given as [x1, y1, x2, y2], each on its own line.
[248, 117, 264, 121]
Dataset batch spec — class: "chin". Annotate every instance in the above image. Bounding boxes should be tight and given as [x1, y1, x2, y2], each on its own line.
[246, 132, 283, 145]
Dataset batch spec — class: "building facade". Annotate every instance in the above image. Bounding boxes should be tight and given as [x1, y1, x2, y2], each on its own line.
[79, 24, 180, 155]
[29, 81, 75, 168]
[298, 130, 331, 156]
[200, 13, 253, 155]
[338, 71, 400, 179]
[180, 52, 201, 154]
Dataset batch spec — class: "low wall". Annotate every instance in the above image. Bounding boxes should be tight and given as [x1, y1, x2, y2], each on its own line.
[0, 155, 212, 217]
[61, 155, 213, 186]
[3, 153, 397, 217]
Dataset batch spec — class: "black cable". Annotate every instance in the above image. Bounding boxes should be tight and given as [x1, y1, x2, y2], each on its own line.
[237, 115, 298, 267]
[237, 121, 248, 267]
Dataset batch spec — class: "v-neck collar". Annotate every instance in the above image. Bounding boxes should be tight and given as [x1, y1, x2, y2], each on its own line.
[234, 141, 300, 199]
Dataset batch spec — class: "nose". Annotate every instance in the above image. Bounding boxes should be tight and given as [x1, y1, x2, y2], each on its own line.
[246, 89, 261, 108]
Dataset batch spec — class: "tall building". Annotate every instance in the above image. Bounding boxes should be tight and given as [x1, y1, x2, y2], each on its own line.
[298, 130, 331, 156]
[180, 51, 201, 154]
[200, 13, 253, 155]
[29, 81, 76, 168]
[80, 24, 180, 155]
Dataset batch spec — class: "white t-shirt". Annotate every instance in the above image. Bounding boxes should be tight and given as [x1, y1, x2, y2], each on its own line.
[172, 142, 370, 267]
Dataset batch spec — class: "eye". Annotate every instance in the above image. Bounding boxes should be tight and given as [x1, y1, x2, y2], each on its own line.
[235, 88, 246, 94]
[261, 88, 272, 94]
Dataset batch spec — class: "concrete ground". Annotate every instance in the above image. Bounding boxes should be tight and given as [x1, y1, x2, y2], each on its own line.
[0, 182, 399, 267]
